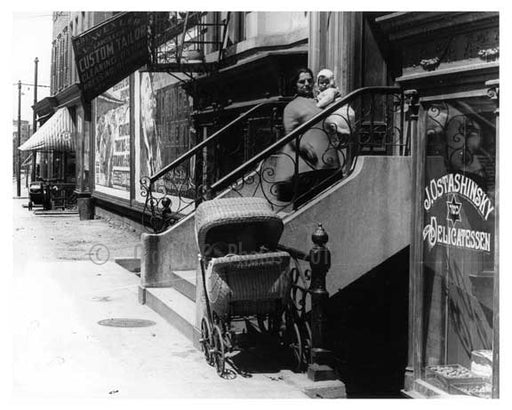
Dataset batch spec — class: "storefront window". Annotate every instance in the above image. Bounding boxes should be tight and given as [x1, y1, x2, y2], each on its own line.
[94, 77, 131, 193]
[36, 151, 50, 180]
[139, 72, 195, 199]
[83, 114, 90, 190]
[66, 152, 76, 183]
[420, 97, 497, 398]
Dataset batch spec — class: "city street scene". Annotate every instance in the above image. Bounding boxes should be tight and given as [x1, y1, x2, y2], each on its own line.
[11, 182, 311, 399]
[9, 9, 500, 402]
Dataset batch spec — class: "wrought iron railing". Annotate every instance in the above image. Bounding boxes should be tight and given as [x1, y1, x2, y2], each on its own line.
[140, 97, 290, 232]
[141, 86, 412, 233]
[277, 244, 312, 371]
[210, 86, 409, 210]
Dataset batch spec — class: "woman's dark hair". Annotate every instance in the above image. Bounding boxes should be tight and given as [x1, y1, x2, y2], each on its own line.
[283, 67, 314, 97]
[292, 67, 314, 87]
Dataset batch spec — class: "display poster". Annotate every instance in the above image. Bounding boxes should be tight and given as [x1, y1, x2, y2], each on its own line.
[139, 72, 194, 198]
[95, 77, 131, 191]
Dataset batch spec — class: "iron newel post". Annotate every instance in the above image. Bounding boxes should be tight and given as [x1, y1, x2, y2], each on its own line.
[307, 223, 336, 381]
[309, 223, 330, 351]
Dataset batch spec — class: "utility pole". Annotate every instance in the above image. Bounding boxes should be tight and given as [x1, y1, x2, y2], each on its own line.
[14, 76, 50, 195]
[17, 80, 21, 197]
[31, 57, 39, 183]
[33, 57, 38, 132]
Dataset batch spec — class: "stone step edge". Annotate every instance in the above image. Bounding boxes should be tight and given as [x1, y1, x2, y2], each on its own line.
[139, 286, 201, 349]
[171, 270, 197, 301]
[172, 269, 197, 285]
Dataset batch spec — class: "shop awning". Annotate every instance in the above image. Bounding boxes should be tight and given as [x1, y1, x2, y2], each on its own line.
[18, 107, 75, 152]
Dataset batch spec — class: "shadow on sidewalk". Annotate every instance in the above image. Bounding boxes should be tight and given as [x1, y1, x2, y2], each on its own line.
[208, 318, 301, 379]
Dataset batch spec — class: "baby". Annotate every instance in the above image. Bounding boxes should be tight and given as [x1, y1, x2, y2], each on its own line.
[315, 68, 354, 135]
[315, 68, 341, 108]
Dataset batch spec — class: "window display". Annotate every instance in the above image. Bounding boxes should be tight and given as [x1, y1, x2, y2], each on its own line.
[139, 72, 195, 199]
[419, 97, 497, 398]
[94, 77, 131, 192]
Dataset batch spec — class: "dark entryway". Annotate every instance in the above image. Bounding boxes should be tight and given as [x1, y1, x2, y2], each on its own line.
[326, 247, 410, 398]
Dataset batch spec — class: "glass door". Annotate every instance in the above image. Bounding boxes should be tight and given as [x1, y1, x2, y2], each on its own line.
[418, 96, 497, 398]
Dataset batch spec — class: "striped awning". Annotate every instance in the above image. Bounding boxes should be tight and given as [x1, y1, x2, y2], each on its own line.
[18, 107, 75, 152]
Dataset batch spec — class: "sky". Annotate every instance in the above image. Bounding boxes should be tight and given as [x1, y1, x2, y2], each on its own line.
[11, 12, 53, 125]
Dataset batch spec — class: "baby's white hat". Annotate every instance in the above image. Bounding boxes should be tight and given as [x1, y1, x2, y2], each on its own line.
[317, 68, 336, 87]
[317, 68, 335, 80]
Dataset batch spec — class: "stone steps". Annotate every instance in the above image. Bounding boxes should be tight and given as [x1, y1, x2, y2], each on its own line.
[139, 270, 346, 397]
[170, 269, 196, 301]
[140, 284, 200, 349]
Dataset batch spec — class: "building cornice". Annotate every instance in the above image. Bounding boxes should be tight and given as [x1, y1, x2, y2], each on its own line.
[376, 12, 499, 43]
[53, 83, 83, 107]
[33, 96, 58, 117]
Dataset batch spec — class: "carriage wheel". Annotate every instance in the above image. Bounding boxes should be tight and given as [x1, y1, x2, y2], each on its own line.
[290, 322, 304, 372]
[212, 324, 225, 376]
[200, 318, 214, 366]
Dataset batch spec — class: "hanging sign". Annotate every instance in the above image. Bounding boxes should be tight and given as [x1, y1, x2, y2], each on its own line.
[422, 173, 494, 252]
[72, 12, 149, 102]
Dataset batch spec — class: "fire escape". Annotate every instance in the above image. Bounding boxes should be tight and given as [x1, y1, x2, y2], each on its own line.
[147, 12, 231, 78]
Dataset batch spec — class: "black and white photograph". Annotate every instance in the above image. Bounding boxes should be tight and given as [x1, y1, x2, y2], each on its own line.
[3, 2, 507, 405]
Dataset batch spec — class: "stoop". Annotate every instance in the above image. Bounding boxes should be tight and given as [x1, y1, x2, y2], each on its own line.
[139, 269, 201, 349]
[139, 270, 346, 398]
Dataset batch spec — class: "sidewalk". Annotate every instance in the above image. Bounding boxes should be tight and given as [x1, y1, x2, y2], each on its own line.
[11, 196, 310, 399]
[13, 198, 142, 266]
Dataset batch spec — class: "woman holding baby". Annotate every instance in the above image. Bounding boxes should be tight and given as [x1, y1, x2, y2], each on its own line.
[273, 67, 354, 202]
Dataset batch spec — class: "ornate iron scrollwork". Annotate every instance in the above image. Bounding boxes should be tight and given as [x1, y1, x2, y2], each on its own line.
[286, 255, 312, 371]
[289, 258, 311, 324]
[224, 89, 407, 211]
[426, 101, 495, 191]
[140, 170, 198, 233]
[140, 99, 290, 233]
[141, 88, 409, 233]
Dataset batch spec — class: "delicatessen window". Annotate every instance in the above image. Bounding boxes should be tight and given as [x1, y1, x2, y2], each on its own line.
[416, 96, 497, 398]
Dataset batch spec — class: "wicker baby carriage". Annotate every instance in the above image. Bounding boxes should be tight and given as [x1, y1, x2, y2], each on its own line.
[195, 197, 292, 375]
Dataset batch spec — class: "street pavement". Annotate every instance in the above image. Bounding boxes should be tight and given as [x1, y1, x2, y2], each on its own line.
[9, 193, 309, 400]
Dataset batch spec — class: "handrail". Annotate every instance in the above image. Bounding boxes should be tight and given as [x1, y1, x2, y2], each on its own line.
[141, 85, 407, 233]
[149, 95, 290, 183]
[211, 86, 401, 194]
[276, 244, 310, 262]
